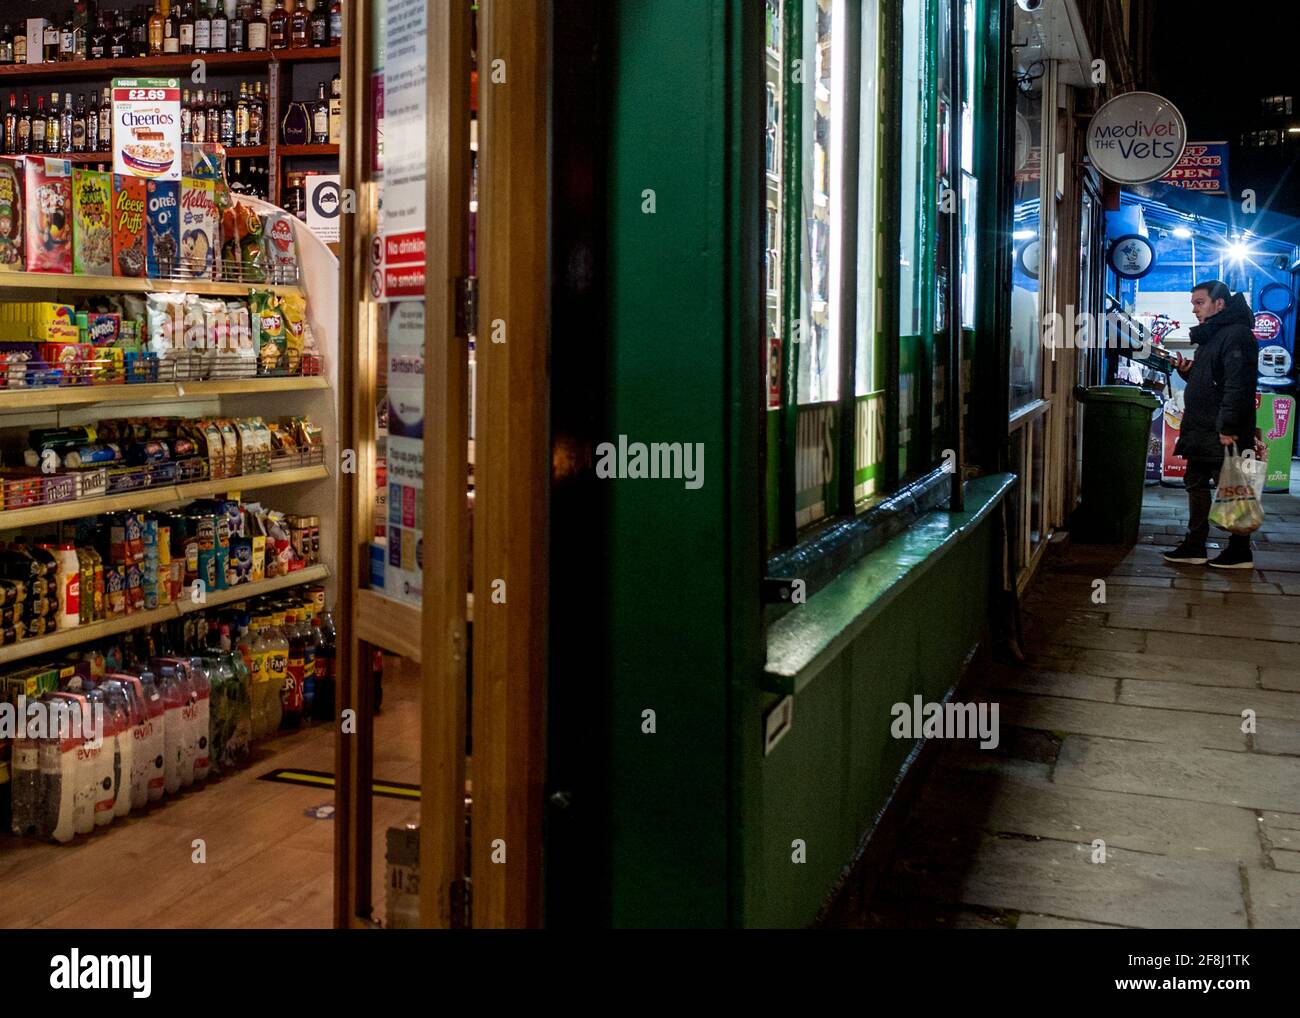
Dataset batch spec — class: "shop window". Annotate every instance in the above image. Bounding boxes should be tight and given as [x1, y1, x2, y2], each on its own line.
[1009, 80, 1042, 413]
[767, 0, 984, 558]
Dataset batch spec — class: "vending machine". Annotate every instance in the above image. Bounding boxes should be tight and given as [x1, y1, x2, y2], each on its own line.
[1255, 281, 1297, 493]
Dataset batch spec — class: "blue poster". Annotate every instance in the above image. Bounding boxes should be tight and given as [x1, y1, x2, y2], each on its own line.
[1161, 141, 1228, 194]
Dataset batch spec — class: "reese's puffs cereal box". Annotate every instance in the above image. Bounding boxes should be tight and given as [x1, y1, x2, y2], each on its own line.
[0, 158, 23, 271]
[24, 158, 72, 274]
[111, 174, 147, 278]
[72, 169, 113, 276]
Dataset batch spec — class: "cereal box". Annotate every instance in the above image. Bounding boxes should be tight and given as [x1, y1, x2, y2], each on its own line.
[24, 158, 72, 274]
[111, 175, 147, 278]
[111, 78, 181, 181]
[146, 179, 179, 279]
[71, 169, 113, 276]
[179, 177, 216, 280]
[0, 158, 23, 271]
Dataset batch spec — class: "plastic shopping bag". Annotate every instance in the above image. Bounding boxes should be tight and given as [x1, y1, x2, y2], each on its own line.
[1210, 443, 1266, 535]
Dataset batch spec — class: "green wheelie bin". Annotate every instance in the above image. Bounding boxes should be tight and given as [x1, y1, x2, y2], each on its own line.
[1071, 384, 1162, 544]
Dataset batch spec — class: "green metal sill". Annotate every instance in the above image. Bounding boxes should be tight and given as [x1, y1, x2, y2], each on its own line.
[763, 472, 1015, 695]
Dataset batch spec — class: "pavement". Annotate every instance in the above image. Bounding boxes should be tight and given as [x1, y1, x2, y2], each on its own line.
[856, 467, 1300, 929]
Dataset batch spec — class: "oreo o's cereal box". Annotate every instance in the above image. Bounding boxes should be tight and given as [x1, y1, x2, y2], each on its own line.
[179, 177, 216, 279]
[25, 158, 72, 274]
[112, 174, 147, 278]
[0, 158, 23, 271]
[146, 179, 179, 279]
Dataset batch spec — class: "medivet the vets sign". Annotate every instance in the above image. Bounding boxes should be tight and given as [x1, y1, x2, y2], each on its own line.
[1087, 91, 1187, 185]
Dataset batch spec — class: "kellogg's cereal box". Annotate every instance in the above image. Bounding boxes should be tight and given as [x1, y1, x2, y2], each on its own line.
[71, 168, 113, 276]
[179, 177, 216, 280]
[0, 158, 23, 271]
[24, 158, 72, 274]
[146, 179, 179, 279]
[111, 174, 147, 278]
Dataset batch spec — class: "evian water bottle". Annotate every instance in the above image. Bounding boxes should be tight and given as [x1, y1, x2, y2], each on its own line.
[99, 680, 134, 819]
[113, 674, 151, 811]
[157, 666, 185, 795]
[138, 671, 167, 802]
[83, 688, 117, 826]
[188, 657, 212, 781]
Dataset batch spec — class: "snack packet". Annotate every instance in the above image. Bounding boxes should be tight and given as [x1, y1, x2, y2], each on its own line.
[250, 290, 285, 374]
[279, 291, 307, 374]
[262, 211, 298, 284]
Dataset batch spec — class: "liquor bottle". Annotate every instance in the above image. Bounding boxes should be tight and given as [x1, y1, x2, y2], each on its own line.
[71, 93, 86, 153]
[230, 157, 245, 195]
[110, 12, 128, 59]
[235, 81, 250, 145]
[248, 1, 268, 51]
[3, 94, 15, 155]
[0, 25, 12, 66]
[328, 72, 341, 142]
[192, 90, 206, 143]
[179, 0, 194, 53]
[72, 3, 90, 61]
[269, 0, 289, 50]
[90, 13, 108, 59]
[46, 93, 61, 154]
[44, 19, 61, 63]
[311, 81, 328, 144]
[131, 5, 149, 57]
[330, 0, 341, 45]
[309, 0, 327, 47]
[220, 90, 235, 145]
[212, 0, 229, 51]
[230, 3, 247, 51]
[180, 88, 192, 138]
[97, 87, 112, 152]
[13, 24, 25, 65]
[248, 81, 263, 145]
[206, 90, 220, 144]
[60, 92, 74, 154]
[85, 89, 98, 153]
[164, 1, 180, 53]
[16, 93, 30, 154]
[31, 95, 46, 154]
[194, 0, 211, 53]
[149, 1, 165, 54]
[290, 0, 308, 48]
[59, 15, 75, 62]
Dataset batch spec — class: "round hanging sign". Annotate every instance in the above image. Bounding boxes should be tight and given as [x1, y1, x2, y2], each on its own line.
[1253, 311, 1284, 342]
[1086, 91, 1187, 185]
[1017, 238, 1041, 279]
[1108, 234, 1156, 279]
[1259, 281, 1295, 315]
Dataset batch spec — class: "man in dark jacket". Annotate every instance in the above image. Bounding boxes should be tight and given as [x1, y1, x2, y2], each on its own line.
[1163, 280, 1260, 568]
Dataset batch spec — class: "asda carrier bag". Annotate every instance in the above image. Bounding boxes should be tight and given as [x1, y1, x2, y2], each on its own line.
[1210, 444, 1266, 536]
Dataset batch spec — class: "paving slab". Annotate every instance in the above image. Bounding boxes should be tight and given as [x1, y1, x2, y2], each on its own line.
[981, 667, 1118, 703]
[1027, 648, 1257, 687]
[1244, 867, 1300, 928]
[1118, 678, 1300, 722]
[1272, 851, 1300, 874]
[1252, 717, 1300, 757]
[1104, 610, 1300, 644]
[1259, 667, 1300, 692]
[998, 691, 1247, 753]
[1145, 631, 1298, 669]
[1015, 914, 1128, 929]
[1054, 735, 1300, 814]
[1264, 811, 1300, 832]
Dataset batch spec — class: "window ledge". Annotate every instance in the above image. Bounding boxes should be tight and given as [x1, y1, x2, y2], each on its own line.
[762, 473, 1016, 695]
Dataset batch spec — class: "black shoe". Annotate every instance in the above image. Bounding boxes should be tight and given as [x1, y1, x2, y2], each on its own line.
[1208, 543, 1254, 570]
[1162, 541, 1208, 564]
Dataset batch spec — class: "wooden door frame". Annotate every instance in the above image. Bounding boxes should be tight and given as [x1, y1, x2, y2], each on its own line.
[473, 0, 550, 929]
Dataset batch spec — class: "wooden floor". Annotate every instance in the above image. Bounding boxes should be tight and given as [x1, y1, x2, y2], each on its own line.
[0, 656, 421, 929]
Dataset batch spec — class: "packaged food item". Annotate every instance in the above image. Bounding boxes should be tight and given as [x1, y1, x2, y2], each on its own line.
[234, 202, 265, 283]
[217, 420, 239, 477]
[201, 298, 229, 350]
[250, 291, 285, 374]
[179, 177, 217, 279]
[235, 420, 257, 474]
[250, 534, 266, 581]
[0, 158, 24, 270]
[181, 142, 224, 181]
[229, 537, 253, 585]
[106, 565, 125, 615]
[71, 169, 113, 276]
[279, 292, 307, 375]
[145, 291, 184, 354]
[251, 418, 272, 472]
[111, 174, 147, 278]
[227, 300, 253, 352]
[182, 294, 207, 350]
[146, 179, 180, 278]
[25, 158, 73, 274]
[86, 312, 121, 346]
[262, 211, 298, 284]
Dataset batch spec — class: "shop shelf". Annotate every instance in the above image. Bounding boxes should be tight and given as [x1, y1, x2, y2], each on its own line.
[353, 587, 474, 662]
[0, 563, 329, 668]
[280, 144, 340, 157]
[0, 48, 341, 81]
[0, 374, 328, 413]
[0, 272, 302, 297]
[0, 463, 328, 529]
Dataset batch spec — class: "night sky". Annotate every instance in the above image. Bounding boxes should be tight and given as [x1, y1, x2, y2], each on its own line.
[1149, 0, 1300, 217]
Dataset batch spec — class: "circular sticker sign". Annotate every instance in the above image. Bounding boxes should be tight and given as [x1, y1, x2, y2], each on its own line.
[1086, 91, 1187, 185]
[1108, 234, 1156, 279]
[1254, 311, 1284, 342]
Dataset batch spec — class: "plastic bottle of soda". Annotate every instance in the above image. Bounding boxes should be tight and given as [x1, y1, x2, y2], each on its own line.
[188, 656, 212, 781]
[157, 666, 184, 795]
[98, 679, 134, 820]
[249, 615, 271, 739]
[282, 605, 304, 729]
[221, 649, 252, 768]
[300, 600, 318, 720]
[265, 611, 289, 731]
[138, 671, 167, 802]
